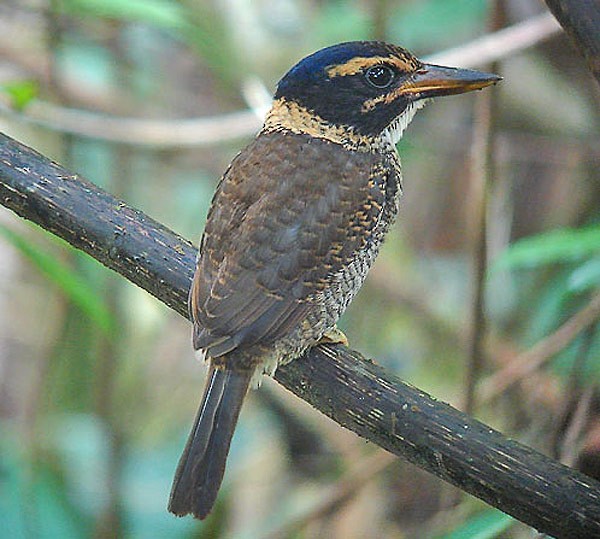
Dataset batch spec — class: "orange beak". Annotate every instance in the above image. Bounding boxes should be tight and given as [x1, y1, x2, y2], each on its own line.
[400, 64, 501, 99]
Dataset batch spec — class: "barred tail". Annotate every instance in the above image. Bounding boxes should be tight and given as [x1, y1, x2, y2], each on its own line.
[168, 365, 253, 519]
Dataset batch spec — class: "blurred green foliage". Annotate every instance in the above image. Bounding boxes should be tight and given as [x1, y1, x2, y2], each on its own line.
[57, 0, 190, 30]
[439, 508, 514, 539]
[495, 224, 600, 379]
[0, 80, 39, 111]
[0, 225, 115, 334]
[495, 224, 600, 274]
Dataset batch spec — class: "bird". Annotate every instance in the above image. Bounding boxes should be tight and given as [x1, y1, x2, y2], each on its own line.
[168, 40, 500, 520]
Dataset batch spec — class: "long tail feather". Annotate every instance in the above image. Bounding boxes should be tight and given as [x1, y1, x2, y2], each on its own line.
[168, 365, 253, 519]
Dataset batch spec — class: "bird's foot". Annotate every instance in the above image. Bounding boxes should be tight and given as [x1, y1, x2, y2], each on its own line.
[318, 326, 349, 347]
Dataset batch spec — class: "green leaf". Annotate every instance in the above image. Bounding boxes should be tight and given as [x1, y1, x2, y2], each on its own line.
[0, 428, 90, 539]
[1, 80, 39, 111]
[569, 256, 600, 293]
[34, 461, 90, 539]
[389, 0, 488, 50]
[0, 225, 115, 334]
[493, 225, 600, 271]
[313, 2, 371, 43]
[439, 509, 514, 539]
[56, 0, 189, 30]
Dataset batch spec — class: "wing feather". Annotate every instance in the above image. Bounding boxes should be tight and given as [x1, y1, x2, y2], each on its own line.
[190, 132, 388, 357]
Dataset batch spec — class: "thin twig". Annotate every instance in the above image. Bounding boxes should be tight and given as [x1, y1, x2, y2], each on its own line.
[0, 13, 561, 148]
[551, 326, 595, 463]
[464, 92, 491, 414]
[266, 451, 395, 538]
[559, 386, 594, 468]
[479, 292, 600, 401]
[0, 103, 263, 147]
[463, 1, 505, 415]
[426, 12, 560, 67]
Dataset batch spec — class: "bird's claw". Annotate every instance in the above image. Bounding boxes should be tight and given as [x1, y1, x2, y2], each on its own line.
[319, 326, 349, 347]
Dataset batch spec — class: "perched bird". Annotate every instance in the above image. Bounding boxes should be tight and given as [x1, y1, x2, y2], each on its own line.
[169, 41, 500, 519]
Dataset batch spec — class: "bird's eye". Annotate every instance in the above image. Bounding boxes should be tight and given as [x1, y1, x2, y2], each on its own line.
[365, 65, 395, 88]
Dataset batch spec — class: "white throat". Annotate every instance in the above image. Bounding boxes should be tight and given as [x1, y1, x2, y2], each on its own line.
[380, 99, 429, 148]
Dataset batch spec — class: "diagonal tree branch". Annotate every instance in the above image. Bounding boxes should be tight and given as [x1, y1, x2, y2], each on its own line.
[1, 131, 600, 538]
[480, 293, 600, 401]
[543, 0, 600, 85]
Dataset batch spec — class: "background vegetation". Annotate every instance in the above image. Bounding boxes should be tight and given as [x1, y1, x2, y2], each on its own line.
[0, 0, 598, 537]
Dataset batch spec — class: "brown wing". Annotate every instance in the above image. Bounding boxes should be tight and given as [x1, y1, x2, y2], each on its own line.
[190, 131, 388, 357]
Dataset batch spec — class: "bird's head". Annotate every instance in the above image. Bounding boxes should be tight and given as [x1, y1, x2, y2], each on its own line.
[265, 41, 501, 149]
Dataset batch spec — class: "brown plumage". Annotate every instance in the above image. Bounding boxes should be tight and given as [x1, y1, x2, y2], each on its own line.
[168, 41, 500, 519]
[169, 130, 400, 519]
[192, 131, 399, 360]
